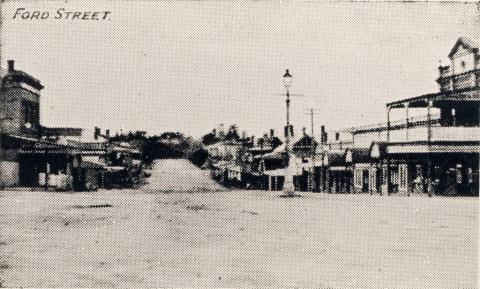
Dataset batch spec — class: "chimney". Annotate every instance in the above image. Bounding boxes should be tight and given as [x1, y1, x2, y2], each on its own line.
[7, 60, 14, 72]
[218, 124, 225, 139]
[335, 132, 340, 141]
[320, 125, 328, 144]
[270, 129, 274, 137]
[289, 125, 294, 137]
[302, 127, 307, 136]
[94, 127, 101, 140]
[105, 129, 110, 138]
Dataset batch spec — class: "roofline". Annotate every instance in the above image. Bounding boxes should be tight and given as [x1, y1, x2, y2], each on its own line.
[448, 37, 479, 58]
[3, 71, 44, 90]
[386, 86, 479, 108]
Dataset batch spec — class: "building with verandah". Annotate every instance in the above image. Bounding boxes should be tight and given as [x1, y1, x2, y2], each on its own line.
[322, 37, 479, 196]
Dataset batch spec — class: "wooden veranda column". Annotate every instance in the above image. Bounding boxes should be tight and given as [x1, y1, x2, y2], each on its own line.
[325, 167, 330, 193]
[403, 102, 411, 196]
[44, 160, 50, 191]
[427, 100, 433, 142]
[426, 100, 433, 196]
[405, 103, 410, 141]
[386, 106, 392, 195]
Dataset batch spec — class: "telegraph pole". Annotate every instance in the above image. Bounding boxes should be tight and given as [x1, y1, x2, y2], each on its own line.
[304, 108, 320, 192]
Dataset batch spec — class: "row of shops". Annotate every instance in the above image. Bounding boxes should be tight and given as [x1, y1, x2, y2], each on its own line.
[207, 37, 480, 197]
[0, 60, 142, 191]
[284, 146, 478, 197]
[209, 139, 479, 197]
[0, 133, 142, 191]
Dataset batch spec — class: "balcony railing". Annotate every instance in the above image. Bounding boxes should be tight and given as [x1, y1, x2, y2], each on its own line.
[327, 141, 354, 150]
[389, 126, 480, 143]
[340, 112, 480, 147]
[348, 113, 441, 133]
[437, 68, 480, 92]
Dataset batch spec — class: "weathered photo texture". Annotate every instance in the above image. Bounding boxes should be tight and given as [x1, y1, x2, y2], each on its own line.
[0, 0, 478, 288]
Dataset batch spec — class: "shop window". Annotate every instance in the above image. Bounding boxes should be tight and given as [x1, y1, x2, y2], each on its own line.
[456, 164, 463, 184]
[381, 166, 387, 185]
[399, 165, 407, 188]
[391, 167, 399, 185]
[354, 170, 362, 187]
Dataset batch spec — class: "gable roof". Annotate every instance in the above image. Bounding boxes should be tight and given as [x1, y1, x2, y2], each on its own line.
[448, 37, 479, 58]
[293, 134, 318, 148]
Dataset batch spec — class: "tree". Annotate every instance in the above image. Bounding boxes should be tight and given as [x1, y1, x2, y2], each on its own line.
[202, 131, 219, 146]
[160, 132, 184, 140]
[188, 148, 209, 167]
[225, 124, 240, 142]
[257, 137, 265, 149]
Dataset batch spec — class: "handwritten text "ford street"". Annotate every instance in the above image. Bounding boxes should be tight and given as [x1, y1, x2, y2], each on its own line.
[13, 8, 111, 20]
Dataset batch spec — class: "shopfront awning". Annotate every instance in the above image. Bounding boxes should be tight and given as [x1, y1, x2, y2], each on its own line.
[264, 167, 303, 176]
[80, 156, 106, 169]
[3, 134, 82, 155]
[212, 160, 232, 169]
[329, 166, 350, 171]
[104, 166, 125, 172]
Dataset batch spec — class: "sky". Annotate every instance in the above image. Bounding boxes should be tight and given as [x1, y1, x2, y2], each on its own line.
[1, 1, 479, 139]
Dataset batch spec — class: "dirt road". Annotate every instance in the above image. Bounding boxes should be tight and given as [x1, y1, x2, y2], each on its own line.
[142, 159, 225, 192]
[0, 159, 477, 288]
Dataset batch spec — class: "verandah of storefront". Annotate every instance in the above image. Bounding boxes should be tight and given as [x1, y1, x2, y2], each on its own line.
[306, 150, 479, 196]
[369, 152, 479, 196]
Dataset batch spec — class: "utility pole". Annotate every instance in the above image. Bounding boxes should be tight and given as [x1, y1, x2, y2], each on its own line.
[304, 108, 321, 192]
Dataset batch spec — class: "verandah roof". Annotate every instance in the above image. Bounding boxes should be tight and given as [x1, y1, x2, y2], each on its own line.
[386, 87, 480, 109]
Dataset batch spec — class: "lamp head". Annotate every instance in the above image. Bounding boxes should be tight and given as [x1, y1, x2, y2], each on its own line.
[283, 69, 293, 88]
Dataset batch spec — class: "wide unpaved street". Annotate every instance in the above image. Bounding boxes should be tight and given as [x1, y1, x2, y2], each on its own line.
[0, 159, 477, 288]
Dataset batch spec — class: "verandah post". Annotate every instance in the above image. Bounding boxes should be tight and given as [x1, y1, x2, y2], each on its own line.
[386, 106, 392, 195]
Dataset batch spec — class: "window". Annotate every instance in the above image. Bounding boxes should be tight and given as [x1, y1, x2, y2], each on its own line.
[467, 168, 473, 184]
[354, 169, 362, 187]
[22, 100, 39, 128]
[461, 61, 466, 69]
[456, 164, 463, 184]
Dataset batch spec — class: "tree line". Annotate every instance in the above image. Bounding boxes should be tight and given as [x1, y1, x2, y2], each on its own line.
[109, 131, 208, 167]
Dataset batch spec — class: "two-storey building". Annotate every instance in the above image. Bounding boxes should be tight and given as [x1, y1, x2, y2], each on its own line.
[0, 60, 142, 191]
[0, 60, 88, 189]
[323, 37, 479, 196]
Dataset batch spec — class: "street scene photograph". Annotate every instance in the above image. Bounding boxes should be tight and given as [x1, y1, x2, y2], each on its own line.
[0, 1, 478, 288]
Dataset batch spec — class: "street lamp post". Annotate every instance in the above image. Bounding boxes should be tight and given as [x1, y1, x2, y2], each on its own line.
[282, 69, 295, 196]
